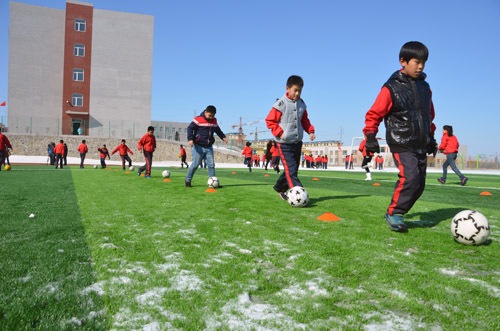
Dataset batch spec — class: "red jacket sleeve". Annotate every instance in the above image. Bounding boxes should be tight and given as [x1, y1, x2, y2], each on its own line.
[301, 110, 315, 134]
[112, 146, 119, 155]
[363, 87, 392, 136]
[266, 108, 283, 138]
[439, 134, 448, 151]
[127, 146, 133, 155]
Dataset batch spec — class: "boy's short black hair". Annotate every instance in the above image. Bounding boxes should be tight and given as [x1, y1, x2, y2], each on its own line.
[180, 144, 183, 148]
[103, 144, 106, 147]
[82, 139, 86, 143]
[400, 41, 429, 62]
[147, 126, 154, 132]
[60, 140, 63, 143]
[443, 125, 453, 137]
[204, 105, 216, 114]
[121, 139, 126, 143]
[287, 75, 304, 88]
[246, 141, 251, 147]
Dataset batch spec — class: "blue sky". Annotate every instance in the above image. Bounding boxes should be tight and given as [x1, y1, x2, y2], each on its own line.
[1, 0, 499, 157]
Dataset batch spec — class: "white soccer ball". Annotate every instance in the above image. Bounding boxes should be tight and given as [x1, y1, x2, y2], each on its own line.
[162, 170, 171, 178]
[451, 210, 490, 245]
[129, 165, 134, 171]
[93, 165, 98, 169]
[288, 186, 309, 208]
[207, 176, 219, 188]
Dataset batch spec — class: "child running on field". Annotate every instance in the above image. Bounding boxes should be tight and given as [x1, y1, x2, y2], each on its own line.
[179, 145, 189, 169]
[363, 41, 437, 232]
[185, 105, 228, 187]
[359, 137, 374, 180]
[266, 75, 315, 201]
[77, 140, 88, 168]
[98, 144, 110, 169]
[137, 126, 156, 178]
[242, 141, 253, 172]
[438, 125, 468, 185]
[112, 139, 134, 170]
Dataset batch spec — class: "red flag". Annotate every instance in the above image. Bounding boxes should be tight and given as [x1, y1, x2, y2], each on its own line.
[0, 101, 5, 106]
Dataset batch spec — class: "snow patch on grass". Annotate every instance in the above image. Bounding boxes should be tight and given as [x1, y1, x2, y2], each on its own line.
[136, 287, 169, 305]
[170, 270, 203, 292]
[82, 281, 106, 296]
[363, 310, 436, 331]
[101, 243, 119, 249]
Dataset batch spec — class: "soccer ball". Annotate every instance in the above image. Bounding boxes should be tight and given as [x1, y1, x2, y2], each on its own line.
[129, 165, 134, 171]
[451, 210, 490, 245]
[207, 176, 219, 188]
[162, 170, 171, 178]
[5, 165, 11, 171]
[93, 165, 98, 169]
[288, 186, 309, 208]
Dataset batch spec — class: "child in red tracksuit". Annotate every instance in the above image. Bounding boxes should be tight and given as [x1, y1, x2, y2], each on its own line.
[137, 126, 156, 178]
[438, 125, 467, 185]
[77, 140, 88, 168]
[266, 75, 315, 201]
[242, 142, 253, 172]
[54, 140, 65, 169]
[270, 143, 280, 174]
[0, 132, 12, 171]
[180, 145, 189, 169]
[112, 139, 134, 170]
[98, 144, 110, 169]
[359, 137, 374, 180]
[363, 41, 437, 232]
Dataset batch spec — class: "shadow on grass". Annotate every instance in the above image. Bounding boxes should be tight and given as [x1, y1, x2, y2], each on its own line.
[308, 194, 370, 207]
[406, 207, 465, 228]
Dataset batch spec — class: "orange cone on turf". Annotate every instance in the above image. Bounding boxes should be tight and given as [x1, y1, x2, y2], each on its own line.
[317, 213, 340, 221]
[480, 191, 492, 196]
[264, 174, 270, 177]
[205, 188, 217, 193]
[373, 183, 381, 186]
[313, 178, 319, 181]
[125, 171, 130, 174]
[115, 169, 119, 171]
[163, 178, 171, 182]
[232, 172, 236, 174]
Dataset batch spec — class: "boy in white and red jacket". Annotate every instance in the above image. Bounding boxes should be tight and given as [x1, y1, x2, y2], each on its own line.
[438, 125, 467, 185]
[266, 75, 315, 201]
[112, 139, 134, 170]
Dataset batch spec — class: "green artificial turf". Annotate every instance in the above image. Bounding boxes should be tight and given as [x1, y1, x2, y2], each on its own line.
[1, 165, 499, 330]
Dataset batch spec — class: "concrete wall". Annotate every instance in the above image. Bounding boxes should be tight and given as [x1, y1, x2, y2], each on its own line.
[6, 134, 243, 164]
[8, 2, 65, 135]
[89, 9, 153, 138]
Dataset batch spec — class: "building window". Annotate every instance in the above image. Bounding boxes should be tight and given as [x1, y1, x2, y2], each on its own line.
[72, 94, 83, 107]
[75, 19, 86, 32]
[74, 44, 85, 56]
[73, 69, 84, 82]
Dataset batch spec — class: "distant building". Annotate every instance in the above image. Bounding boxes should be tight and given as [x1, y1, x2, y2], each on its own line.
[150, 121, 189, 141]
[8, 1, 154, 138]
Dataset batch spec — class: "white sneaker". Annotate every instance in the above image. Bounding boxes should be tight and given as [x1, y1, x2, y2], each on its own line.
[365, 173, 372, 181]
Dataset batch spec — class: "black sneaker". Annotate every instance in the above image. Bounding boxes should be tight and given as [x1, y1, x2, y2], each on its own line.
[461, 177, 468, 186]
[437, 178, 445, 184]
[278, 192, 288, 201]
[185, 181, 192, 187]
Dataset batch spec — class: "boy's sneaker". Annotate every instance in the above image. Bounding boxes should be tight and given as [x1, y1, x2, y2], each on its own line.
[185, 181, 192, 187]
[437, 178, 445, 184]
[461, 177, 468, 186]
[278, 192, 288, 201]
[145, 175, 150, 178]
[137, 170, 141, 176]
[384, 213, 408, 232]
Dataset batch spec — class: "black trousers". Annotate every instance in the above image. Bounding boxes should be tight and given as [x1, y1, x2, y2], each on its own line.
[55, 153, 63, 168]
[100, 158, 106, 168]
[0, 150, 5, 170]
[80, 153, 86, 168]
[388, 151, 427, 215]
[139, 151, 153, 176]
[274, 142, 302, 192]
[63, 155, 67, 166]
[361, 156, 373, 173]
[120, 155, 132, 169]
[181, 155, 189, 168]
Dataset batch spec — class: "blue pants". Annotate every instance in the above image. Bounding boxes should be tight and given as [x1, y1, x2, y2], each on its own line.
[274, 142, 302, 192]
[186, 144, 215, 182]
[388, 152, 427, 215]
[442, 153, 464, 181]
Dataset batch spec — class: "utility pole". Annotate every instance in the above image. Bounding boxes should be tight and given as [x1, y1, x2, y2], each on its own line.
[340, 126, 343, 143]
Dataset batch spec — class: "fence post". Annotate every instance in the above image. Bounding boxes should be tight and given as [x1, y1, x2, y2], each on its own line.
[57, 119, 59, 135]
[30, 117, 32, 134]
[460, 154, 463, 169]
[109, 121, 111, 138]
[476, 154, 479, 170]
[83, 120, 86, 136]
[133, 122, 135, 138]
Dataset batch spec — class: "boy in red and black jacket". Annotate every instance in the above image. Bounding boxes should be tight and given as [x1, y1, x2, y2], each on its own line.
[185, 106, 227, 187]
[112, 139, 134, 170]
[363, 41, 437, 232]
[54, 140, 65, 169]
[242, 141, 253, 172]
[137, 126, 156, 178]
[0, 132, 12, 171]
[98, 144, 110, 169]
[266, 75, 315, 201]
[77, 140, 88, 168]
[359, 137, 374, 180]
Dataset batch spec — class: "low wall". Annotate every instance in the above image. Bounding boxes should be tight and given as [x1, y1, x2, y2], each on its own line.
[6, 134, 243, 164]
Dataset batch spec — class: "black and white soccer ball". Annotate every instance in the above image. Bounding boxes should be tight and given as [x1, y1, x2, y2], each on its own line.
[162, 170, 171, 178]
[287, 186, 309, 208]
[451, 210, 490, 245]
[129, 165, 134, 171]
[207, 176, 219, 188]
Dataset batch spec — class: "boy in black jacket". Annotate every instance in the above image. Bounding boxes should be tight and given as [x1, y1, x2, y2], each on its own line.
[185, 106, 227, 187]
[363, 41, 437, 232]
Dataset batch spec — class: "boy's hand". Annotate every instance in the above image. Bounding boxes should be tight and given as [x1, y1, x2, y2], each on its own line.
[188, 140, 194, 147]
[427, 138, 438, 157]
[309, 133, 316, 141]
[365, 134, 380, 153]
[223, 138, 228, 144]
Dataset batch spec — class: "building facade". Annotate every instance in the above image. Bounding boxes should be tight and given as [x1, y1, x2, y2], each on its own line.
[8, 1, 154, 138]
